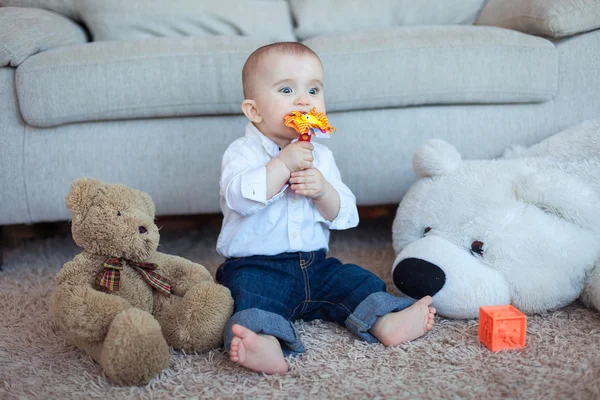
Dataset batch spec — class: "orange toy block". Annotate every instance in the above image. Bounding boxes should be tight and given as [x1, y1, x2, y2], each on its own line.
[478, 305, 526, 352]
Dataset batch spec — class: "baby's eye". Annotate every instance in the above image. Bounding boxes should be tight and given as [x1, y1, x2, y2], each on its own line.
[279, 87, 292, 94]
[308, 88, 319, 95]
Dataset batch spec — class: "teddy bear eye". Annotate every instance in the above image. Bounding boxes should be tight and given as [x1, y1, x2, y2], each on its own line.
[471, 240, 484, 256]
[117, 211, 122, 216]
[423, 227, 431, 236]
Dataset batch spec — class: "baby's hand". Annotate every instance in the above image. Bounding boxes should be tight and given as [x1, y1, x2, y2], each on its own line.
[290, 168, 330, 199]
[278, 142, 314, 173]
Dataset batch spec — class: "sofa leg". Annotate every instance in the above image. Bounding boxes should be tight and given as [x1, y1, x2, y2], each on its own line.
[0, 225, 4, 271]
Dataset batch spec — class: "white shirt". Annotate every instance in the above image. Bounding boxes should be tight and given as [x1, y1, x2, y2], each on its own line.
[217, 122, 359, 258]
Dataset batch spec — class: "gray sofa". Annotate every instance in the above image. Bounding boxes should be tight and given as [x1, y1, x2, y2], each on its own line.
[1, 0, 600, 227]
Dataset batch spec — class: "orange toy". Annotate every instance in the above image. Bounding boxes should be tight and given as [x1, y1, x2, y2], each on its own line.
[284, 107, 336, 142]
[478, 305, 526, 352]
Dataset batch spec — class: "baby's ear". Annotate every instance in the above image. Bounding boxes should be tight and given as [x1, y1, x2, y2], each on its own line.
[515, 170, 600, 231]
[66, 178, 106, 222]
[241, 99, 262, 123]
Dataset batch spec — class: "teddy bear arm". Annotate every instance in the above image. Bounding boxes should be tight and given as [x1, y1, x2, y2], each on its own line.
[155, 254, 214, 296]
[51, 283, 133, 342]
[172, 265, 214, 296]
[56, 257, 101, 287]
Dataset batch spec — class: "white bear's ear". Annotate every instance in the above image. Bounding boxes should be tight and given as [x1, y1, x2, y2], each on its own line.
[516, 171, 600, 230]
[412, 139, 462, 178]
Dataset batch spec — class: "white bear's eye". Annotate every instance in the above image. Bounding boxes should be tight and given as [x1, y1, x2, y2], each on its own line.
[423, 227, 431, 236]
[471, 240, 484, 256]
[117, 211, 122, 216]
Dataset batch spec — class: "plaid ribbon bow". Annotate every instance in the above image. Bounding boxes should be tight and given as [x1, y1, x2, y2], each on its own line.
[95, 257, 172, 295]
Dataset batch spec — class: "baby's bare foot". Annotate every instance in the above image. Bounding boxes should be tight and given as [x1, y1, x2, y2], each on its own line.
[229, 324, 288, 374]
[370, 296, 436, 346]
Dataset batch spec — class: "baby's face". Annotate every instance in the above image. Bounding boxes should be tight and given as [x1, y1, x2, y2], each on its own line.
[252, 52, 325, 145]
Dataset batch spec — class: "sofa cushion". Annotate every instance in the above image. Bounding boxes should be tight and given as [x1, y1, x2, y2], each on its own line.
[77, 0, 296, 42]
[16, 36, 269, 127]
[16, 26, 558, 128]
[0, 0, 296, 42]
[307, 26, 557, 113]
[0, 0, 79, 21]
[290, 0, 488, 40]
[0, 7, 87, 67]
[477, 0, 600, 38]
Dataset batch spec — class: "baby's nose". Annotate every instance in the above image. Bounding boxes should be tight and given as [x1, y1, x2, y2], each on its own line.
[295, 96, 309, 106]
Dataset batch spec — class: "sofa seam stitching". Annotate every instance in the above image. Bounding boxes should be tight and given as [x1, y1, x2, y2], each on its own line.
[24, 88, 556, 125]
[18, 44, 555, 71]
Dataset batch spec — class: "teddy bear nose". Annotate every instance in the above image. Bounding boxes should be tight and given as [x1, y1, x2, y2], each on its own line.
[138, 226, 148, 234]
[393, 258, 446, 299]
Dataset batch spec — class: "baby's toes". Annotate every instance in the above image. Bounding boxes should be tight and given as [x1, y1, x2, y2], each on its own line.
[429, 307, 436, 315]
[427, 314, 435, 327]
[230, 338, 240, 356]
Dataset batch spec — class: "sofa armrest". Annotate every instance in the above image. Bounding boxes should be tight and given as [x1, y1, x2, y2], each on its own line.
[476, 0, 600, 38]
[0, 7, 87, 67]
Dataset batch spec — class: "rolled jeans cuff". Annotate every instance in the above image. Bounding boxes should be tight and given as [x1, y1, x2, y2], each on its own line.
[344, 292, 416, 343]
[223, 308, 305, 357]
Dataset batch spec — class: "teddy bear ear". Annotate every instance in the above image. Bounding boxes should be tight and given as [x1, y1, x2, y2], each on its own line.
[66, 178, 106, 222]
[412, 139, 462, 178]
[139, 191, 156, 218]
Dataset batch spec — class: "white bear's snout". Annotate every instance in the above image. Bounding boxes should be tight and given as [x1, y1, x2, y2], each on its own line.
[392, 236, 511, 319]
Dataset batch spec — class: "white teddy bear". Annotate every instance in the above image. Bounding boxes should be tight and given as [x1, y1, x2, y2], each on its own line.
[391, 120, 600, 319]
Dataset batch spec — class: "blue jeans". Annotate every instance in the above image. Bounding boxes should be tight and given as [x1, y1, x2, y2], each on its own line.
[216, 250, 416, 356]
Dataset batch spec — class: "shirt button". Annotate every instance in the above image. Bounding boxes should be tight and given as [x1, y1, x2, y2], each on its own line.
[260, 203, 266, 208]
[291, 198, 297, 203]
[291, 232, 297, 239]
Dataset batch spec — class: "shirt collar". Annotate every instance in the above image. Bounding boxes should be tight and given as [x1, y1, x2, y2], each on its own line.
[245, 122, 281, 158]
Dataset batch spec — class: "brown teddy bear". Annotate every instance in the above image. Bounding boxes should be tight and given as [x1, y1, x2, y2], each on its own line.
[50, 178, 234, 385]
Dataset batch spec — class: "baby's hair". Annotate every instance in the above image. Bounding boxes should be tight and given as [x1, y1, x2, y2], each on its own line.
[242, 42, 321, 98]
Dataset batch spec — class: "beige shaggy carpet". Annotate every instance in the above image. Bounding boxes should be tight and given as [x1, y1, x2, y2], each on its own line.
[1, 216, 600, 400]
